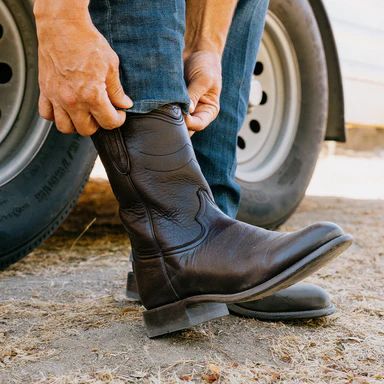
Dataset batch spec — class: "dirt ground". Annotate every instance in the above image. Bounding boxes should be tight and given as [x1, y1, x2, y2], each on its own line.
[0, 144, 383, 383]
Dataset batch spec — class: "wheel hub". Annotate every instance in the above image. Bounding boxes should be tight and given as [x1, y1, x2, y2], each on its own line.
[236, 12, 301, 183]
[0, 0, 26, 145]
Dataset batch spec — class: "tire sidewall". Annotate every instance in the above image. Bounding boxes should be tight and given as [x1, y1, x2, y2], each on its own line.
[0, 1, 97, 268]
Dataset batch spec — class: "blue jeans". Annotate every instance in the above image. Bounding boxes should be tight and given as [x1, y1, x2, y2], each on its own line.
[89, 0, 269, 218]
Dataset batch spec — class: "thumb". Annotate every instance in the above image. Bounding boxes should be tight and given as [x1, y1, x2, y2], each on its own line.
[187, 78, 206, 114]
[106, 70, 133, 109]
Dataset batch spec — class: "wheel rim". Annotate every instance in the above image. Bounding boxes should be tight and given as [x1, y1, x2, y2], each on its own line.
[236, 11, 301, 183]
[0, 0, 51, 187]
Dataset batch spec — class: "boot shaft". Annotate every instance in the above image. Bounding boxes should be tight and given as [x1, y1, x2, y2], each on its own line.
[92, 105, 213, 257]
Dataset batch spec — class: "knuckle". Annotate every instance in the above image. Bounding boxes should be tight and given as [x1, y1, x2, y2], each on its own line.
[75, 123, 97, 137]
[103, 119, 121, 130]
[61, 91, 77, 107]
[78, 128, 97, 137]
[80, 86, 102, 104]
[191, 121, 204, 131]
[39, 109, 53, 121]
[53, 111, 74, 134]
[55, 124, 69, 134]
[86, 123, 99, 136]
[55, 124, 63, 133]
[109, 85, 123, 98]
[100, 112, 124, 129]
[88, 93, 100, 104]
[197, 73, 212, 86]
[194, 126, 205, 132]
[190, 81, 205, 93]
[82, 90, 96, 103]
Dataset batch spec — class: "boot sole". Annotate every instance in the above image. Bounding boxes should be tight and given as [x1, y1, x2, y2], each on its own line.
[143, 233, 352, 337]
[129, 274, 336, 321]
[227, 303, 336, 321]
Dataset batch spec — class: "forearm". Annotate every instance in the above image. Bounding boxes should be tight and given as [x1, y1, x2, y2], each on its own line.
[185, 0, 238, 57]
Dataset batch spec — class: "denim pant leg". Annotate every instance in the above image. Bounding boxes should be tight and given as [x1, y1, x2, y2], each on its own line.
[192, 0, 269, 219]
[89, 0, 190, 114]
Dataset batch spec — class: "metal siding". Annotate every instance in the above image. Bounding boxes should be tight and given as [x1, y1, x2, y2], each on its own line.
[322, 0, 384, 126]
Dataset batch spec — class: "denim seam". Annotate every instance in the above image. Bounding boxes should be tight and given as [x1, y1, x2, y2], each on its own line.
[105, 0, 128, 94]
[106, 0, 125, 97]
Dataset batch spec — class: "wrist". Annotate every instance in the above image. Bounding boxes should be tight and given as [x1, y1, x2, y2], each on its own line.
[184, 40, 224, 59]
[183, 48, 222, 66]
[33, 0, 90, 20]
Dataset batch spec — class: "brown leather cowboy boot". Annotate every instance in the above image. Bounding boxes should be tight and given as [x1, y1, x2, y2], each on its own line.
[92, 105, 352, 337]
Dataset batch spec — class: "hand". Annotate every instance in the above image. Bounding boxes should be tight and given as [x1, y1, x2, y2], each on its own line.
[183, 51, 222, 134]
[34, 3, 132, 136]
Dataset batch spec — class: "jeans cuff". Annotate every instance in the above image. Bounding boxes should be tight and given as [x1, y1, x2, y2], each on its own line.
[123, 99, 190, 115]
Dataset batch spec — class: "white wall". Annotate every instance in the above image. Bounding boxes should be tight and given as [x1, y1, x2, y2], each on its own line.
[322, 0, 384, 127]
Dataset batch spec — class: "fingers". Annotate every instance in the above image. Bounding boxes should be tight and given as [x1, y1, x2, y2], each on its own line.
[187, 78, 207, 114]
[89, 89, 127, 130]
[106, 66, 133, 110]
[70, 110, 99, 136]
[185, 99, 219, 132]
[186, 75, 220, 131]
[48, 88, 127, 136]
[53, 106, 75, 134]
[38, 94, 54, 121]
[54, 105, 99, 136]
[185, 110, 212, 132]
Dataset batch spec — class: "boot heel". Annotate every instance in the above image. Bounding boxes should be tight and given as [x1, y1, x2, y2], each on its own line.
[143, 301, 229, 338]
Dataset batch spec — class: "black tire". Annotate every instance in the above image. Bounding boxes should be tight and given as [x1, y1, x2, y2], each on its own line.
[0, 0, 97, 269]
[237, 0, 328, 229]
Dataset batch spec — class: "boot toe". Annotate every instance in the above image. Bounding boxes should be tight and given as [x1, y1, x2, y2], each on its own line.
[289, 221, 344, 255]
[228, 283, 336, 320]
[267, 221, 346, 272]
[237, 283, 332, 312]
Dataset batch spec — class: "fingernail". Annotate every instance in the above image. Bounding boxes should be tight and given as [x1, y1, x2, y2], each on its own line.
[189, 101, 195, 114]
[125, 95, 133, 108]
